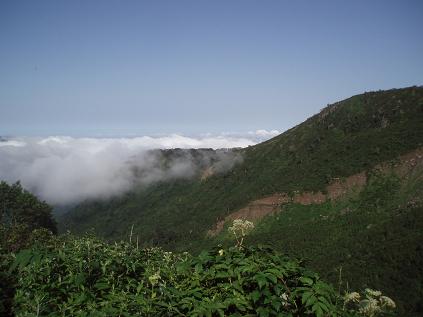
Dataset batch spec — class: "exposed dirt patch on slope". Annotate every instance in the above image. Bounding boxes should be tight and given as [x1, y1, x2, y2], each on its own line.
[207, 194, 290, 236]
[207, 148, 423, 237]
[207, 172, 368, 236]
[389, 148, 423, 175]
[293, 191, 326, 205]
[326, 172, 367, 200]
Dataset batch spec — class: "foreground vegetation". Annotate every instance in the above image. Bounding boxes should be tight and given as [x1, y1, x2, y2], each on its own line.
[3, 228, 397, 316]
[8, 235, 355, 316]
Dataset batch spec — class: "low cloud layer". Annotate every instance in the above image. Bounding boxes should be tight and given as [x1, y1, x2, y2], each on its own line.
[0, 131, 279, 205]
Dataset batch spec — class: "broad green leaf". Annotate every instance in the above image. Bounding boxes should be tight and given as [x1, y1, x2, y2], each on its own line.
[299, 277, 313, 286]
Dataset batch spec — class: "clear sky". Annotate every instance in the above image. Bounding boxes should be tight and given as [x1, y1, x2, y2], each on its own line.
[1, 0, 422, 136]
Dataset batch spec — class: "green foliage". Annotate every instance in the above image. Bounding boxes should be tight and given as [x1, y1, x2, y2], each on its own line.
[0, 181, 58, 316]
[11, 235, 353, 316]
[0, 247, 15, 317]
[356, 171, 401, 211]
[236, 171, 423, 316]
[0, 181, 57, 246]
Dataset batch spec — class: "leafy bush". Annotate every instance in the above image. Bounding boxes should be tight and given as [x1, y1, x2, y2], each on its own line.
[0, 181, 58, 316]
[0, 181, 57, 239]
[11, 236, 354, 316]
[0, 247, 15, 317]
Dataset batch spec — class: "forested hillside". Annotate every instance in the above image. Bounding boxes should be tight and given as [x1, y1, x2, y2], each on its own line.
[59, 86, 423, 315]
[61, 86, 423, 246]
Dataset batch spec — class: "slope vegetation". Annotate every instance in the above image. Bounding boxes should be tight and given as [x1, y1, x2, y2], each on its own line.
[208, 148, 422, 236]
[61, 86, 423, 246]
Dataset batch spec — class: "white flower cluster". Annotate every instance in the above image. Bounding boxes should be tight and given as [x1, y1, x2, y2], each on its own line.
[228, 219, 255, 248]
[344, 291, 360, 303]
[359, 298, 381, 316]
[344, 288, 395, 316]
[280, 292, 289, 307]
[163, 251, 172, 262]
[379, 296, 396, 309]
[228, 219, 255, 237]
[364, 288, 382, 297]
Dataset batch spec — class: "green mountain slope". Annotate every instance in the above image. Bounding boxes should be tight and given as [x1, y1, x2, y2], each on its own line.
[61, 86, 423, 244]
[240, 167, 423, 316]
[60, 86, 423, 315]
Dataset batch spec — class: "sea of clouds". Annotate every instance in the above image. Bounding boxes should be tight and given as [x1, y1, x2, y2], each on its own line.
[0, 130, 279, 205]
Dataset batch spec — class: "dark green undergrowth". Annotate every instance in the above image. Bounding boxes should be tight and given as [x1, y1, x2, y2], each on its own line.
[1, 181, 58, 316]
[9, 235, 364, 317]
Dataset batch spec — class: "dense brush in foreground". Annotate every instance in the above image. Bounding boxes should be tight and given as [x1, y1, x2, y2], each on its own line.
[6, 233, 395, 317]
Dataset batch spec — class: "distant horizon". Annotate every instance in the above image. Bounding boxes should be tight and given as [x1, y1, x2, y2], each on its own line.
[1, 84, 421, 138]
[0, 83, 423, 138]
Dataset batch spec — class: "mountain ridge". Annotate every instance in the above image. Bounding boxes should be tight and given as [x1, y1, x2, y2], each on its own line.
[60, 86, 423, 245]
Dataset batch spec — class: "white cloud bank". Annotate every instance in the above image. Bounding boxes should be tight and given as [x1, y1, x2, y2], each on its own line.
[0, 130, 279, 205]
[249, 129, 280, 138]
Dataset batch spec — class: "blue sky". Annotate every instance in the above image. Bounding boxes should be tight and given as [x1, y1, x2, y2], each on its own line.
[1, 0, 422, 136]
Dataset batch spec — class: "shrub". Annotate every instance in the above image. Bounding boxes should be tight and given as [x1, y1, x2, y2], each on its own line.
[11, 236, 353, 316]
